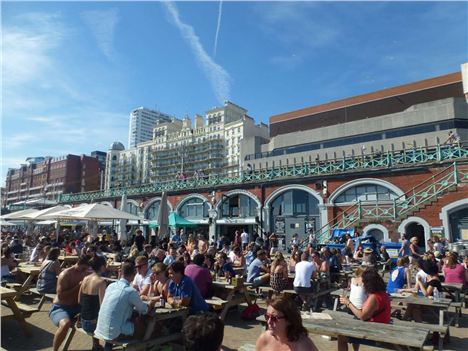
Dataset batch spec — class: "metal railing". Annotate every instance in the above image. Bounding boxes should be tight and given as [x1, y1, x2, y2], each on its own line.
[59, 143, 468, 204]
[300, 161, 468, 247]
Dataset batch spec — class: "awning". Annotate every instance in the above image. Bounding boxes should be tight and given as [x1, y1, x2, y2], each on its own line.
[149, 213, 198, 229]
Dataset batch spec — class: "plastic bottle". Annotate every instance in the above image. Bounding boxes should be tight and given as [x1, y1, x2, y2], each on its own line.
[433, 287, 440, 302]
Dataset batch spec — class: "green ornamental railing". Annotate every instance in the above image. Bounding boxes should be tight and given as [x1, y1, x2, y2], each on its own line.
[59, 143, 468, 204]
[300, 161, 468, 248]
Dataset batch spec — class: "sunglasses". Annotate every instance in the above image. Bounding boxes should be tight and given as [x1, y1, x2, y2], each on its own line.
[264, 313, 285, 323]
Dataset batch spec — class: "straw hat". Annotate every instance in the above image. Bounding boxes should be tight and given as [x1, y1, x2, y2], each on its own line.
[363, 248, 373, 254]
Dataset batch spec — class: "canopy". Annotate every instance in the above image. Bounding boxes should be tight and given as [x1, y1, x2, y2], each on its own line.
[23, 205, 71, 220]
[149, 212, 197, 229]
[2, 208, 40, 220]
[0, 218, 17, 226]
[42, 203, 142, 221]
[332, 228, 355, 238]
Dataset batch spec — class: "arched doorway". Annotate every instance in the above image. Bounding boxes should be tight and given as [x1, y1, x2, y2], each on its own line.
[216, 190, 260, 242]
[449, 207, 468, 241]
[268, 189, 320, 246]
[406, 222, 425, 251]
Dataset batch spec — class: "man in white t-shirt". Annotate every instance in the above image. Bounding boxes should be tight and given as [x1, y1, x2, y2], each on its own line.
[132, 256, 152, 296]
[294, 252, 317, 292]
[240, 230, 249, 249]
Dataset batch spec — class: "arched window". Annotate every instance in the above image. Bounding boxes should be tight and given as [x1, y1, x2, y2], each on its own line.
[335, 184, 398, 203]
[179, 198, 209, 219]
[126, 202, 139, 216]
[270, 189, 319, 216]
[221, 194, 257, 217]
[145, 201, 170, 220]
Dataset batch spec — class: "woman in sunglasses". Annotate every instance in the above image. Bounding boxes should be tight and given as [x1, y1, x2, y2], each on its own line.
[255, 296, 318, 351]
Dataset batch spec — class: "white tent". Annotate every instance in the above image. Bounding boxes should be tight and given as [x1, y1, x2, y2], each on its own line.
[2, 208, 40, 220]
[23, 205, 71, 220]
[0, 218, 17, 226]
[42, 203, 142, 221]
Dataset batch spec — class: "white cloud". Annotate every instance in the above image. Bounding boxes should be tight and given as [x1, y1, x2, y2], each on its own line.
[81, 8, 119, 60]
[3, 13, 65, 86]
[162, 1, 231, 103]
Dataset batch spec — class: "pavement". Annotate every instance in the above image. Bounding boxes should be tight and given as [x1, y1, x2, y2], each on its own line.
[1, 295, 468, 351]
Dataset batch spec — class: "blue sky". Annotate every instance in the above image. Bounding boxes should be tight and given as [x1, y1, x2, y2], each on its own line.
[2, 1, 467, 185]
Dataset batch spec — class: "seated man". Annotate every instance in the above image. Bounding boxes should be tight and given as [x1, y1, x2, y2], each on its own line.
[94, 261, 157, 349]
[293, 252, 317, 308]
[246, 250, 270, 287]
[185, 254, 213, 299]
[183, 313, 225, 351]
[49, 255, 91, 351]
[132, 256, 152, 296]
[167, 261, 209, 315]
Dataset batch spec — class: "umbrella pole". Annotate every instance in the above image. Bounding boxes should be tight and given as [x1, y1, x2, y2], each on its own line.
[56, 220, 61, 243]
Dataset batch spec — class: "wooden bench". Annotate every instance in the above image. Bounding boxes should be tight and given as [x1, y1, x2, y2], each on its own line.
[63, 324, 183, 351]
[5, 283, 23, 291]
[29, 287, 56, 311]
[1, 300, 39, 317]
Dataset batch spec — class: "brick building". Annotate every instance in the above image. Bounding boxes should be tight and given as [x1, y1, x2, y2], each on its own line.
[4, 154, 103, 208]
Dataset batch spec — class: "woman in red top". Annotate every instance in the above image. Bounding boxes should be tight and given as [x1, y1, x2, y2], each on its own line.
[339, 268, 391, 351]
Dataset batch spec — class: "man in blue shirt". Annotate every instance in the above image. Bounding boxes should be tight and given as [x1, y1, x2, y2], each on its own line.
[94, 261, 157, 349]
[247, 250, 270, 287]
[167, 261, 208, 315]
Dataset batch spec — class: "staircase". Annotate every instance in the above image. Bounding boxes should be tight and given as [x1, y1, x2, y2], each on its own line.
[301, 161, 468, 248]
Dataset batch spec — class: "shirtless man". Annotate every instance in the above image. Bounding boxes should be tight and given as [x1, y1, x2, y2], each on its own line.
[49, 255, 91, 351]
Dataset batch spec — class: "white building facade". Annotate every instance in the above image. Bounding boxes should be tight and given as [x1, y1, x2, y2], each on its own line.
[128, 107, 173, 148]
[105, 101, 269, 189]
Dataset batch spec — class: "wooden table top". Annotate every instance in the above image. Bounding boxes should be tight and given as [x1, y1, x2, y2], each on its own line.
[0, 286, 18, 298]
[17, 265, 41, 275]
[58, 255, 79, 261]
[390, 293, 452, 308]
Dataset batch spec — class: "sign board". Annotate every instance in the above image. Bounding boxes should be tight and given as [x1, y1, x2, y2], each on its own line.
[275, 218, 285, 234]
[431, 226, 444, 235]
[208, 209, 218, 219]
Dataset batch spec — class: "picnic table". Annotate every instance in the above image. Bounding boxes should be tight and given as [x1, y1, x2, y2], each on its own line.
[210, 279, 253, 320]
[58, 255, 79, 268]
[63, 305, 188, 351]
[14, 262, 41, 299]
[390, 293, 453, 326]
[1, 287, 34, 336]
[441, 282, 464, 302]
[257, 312, 431, 350]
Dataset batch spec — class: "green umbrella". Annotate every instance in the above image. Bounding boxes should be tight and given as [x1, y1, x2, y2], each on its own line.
[149, 212, 197, 229]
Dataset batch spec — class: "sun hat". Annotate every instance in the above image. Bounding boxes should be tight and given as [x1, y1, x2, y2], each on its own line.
[363, 248, 373, 253]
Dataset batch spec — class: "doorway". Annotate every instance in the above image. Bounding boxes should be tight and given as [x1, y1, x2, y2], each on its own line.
[406, 222, 426, 251]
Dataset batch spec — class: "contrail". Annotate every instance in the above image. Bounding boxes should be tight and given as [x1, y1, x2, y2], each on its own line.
[162, 1, 230, 103]
[213, 1, 223, 57]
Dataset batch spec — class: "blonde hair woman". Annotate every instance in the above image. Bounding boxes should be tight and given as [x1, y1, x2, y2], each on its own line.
[270, 252, 289, 293]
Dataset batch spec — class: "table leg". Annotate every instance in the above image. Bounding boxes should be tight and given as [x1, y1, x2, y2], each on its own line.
[439, 309, 444, 326]
[4, 297, 31, 336]
[220, 290, 235, 321]
[14, 274, 34, 301]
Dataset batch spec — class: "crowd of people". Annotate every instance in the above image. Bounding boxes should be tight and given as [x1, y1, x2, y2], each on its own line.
[1, 225, 467, 351]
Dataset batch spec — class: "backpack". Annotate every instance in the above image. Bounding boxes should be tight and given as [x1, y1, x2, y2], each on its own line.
[241, 303, 260, 320]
